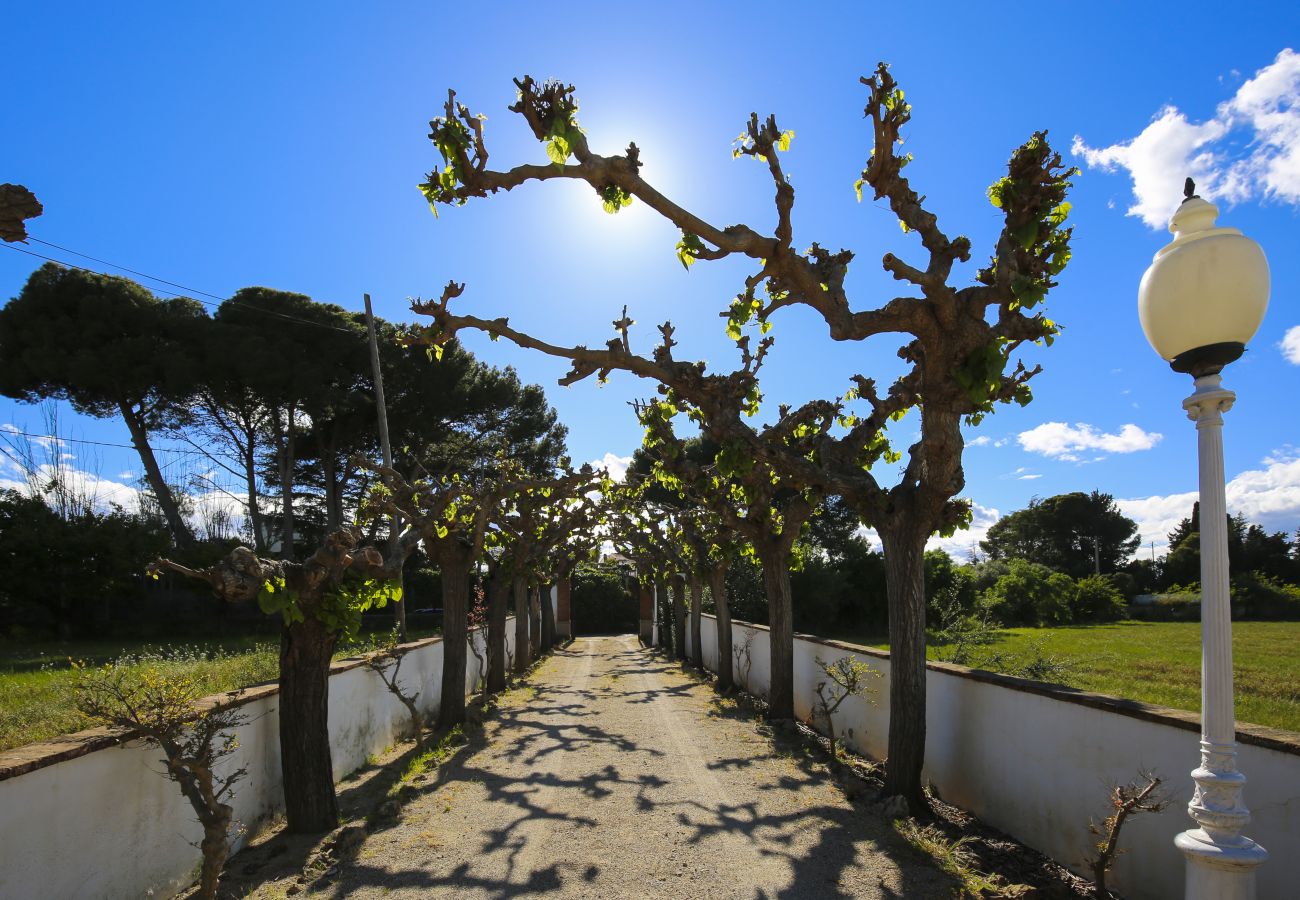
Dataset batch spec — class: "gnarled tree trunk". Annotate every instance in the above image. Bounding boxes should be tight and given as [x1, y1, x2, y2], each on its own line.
[759, 546, 794, 720]
[436, 541, 473, 728]
[879, 520, 929, 812]
[279, 615, 339, 832]
[709, 561, 733, 691]
[528, 584, 542, 658]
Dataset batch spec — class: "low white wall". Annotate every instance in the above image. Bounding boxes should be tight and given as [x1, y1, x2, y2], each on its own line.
[689, 615, 1300, 900]
[0, 619, 514, 900]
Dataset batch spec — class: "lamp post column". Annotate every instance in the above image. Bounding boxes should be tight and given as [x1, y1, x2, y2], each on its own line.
[1174, 373, 1267, 899]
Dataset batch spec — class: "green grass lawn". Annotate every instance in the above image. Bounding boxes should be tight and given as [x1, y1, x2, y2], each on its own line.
[829, 620, 1300, 733]
[0, 626, 438, 753]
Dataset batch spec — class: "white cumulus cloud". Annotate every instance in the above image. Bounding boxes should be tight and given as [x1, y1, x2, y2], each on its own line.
[0, 465, 141, 511]
[1018, 422, 1162, 462]
[1119, 449, 1300, 552]
[589, 452, 633, 482]
[1281, 326, 1300, 364]
[1074, 48, 1300, 228]
[926, 502, 1002, 561]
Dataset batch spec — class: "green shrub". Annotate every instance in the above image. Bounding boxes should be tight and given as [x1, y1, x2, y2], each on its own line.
[1231, 573, 1300, 619]
[981, 559, 1074, 626]
[1072, 575, 1126, 622]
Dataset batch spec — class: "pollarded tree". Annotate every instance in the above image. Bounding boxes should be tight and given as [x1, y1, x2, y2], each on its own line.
[414, 68, 1074, 808]
[630, 442, 745, 681]
[150, 527, 414, 832]
[603, 481, 674, 648]
[530, 482, 606, 652]
[419, 289, 819, 719]
[490, 465, 606, 663]
[0, 264, 205, 547]
[358, 458, 518, 728]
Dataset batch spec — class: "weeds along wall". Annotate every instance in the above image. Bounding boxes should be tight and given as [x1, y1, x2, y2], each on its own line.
[0, 620, 516, 900]
[691, 614, 1300, 900]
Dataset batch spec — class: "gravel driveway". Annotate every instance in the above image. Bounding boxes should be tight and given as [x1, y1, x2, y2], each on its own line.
[327, 635, 950, 899]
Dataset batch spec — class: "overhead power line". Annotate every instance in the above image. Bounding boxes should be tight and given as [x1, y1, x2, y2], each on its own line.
[0, 427, 233, 458]
[27, 237, 228, 302]
[1, 239, 358, 335]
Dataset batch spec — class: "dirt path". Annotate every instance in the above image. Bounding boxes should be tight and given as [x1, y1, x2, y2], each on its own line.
[299, 636, 951, 899]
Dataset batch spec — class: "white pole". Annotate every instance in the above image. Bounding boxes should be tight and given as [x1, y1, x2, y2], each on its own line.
[1174, 373, 1267, 899]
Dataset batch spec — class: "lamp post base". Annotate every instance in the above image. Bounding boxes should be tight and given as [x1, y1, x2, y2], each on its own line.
[1175, 828, 1268, 900]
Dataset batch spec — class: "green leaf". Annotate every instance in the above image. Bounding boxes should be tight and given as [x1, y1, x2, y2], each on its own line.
[986, 177, 1009, 209]
[853, 178, 865, 202]
[676, 232, 704, 271]
[544, 119, 572, 168]
[776, 130, 794, 152]
[598, 183, 633, 214]
[1046, 202, 1072, 228]
[1011, 221, 1039, 250]
[417, 182, 440, 218]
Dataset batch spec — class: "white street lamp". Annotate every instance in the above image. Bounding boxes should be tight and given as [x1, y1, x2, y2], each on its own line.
[1138, 179, 1270, 900]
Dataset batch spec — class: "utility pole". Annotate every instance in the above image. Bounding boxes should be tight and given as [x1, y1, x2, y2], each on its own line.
[364, 293, 407, 641]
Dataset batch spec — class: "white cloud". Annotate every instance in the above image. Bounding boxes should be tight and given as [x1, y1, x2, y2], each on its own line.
[589, 452, 633, 482]
[1018, 422, 1162, 461]
[1119, 449, 1300, 552]
[0, 464, 142, 511]
[1281, 326, 1300, 364]
[1074, 48, 1300, 228]
[926, 502, 1001, 561]
[1019, 473, 1043, 481]
[967, 435, 991, 447]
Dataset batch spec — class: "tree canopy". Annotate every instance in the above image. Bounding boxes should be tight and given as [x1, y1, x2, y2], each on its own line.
[980, 490, 1140, 578]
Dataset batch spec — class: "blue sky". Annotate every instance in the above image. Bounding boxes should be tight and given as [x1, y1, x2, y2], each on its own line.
[3, 2, 1298, 558]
